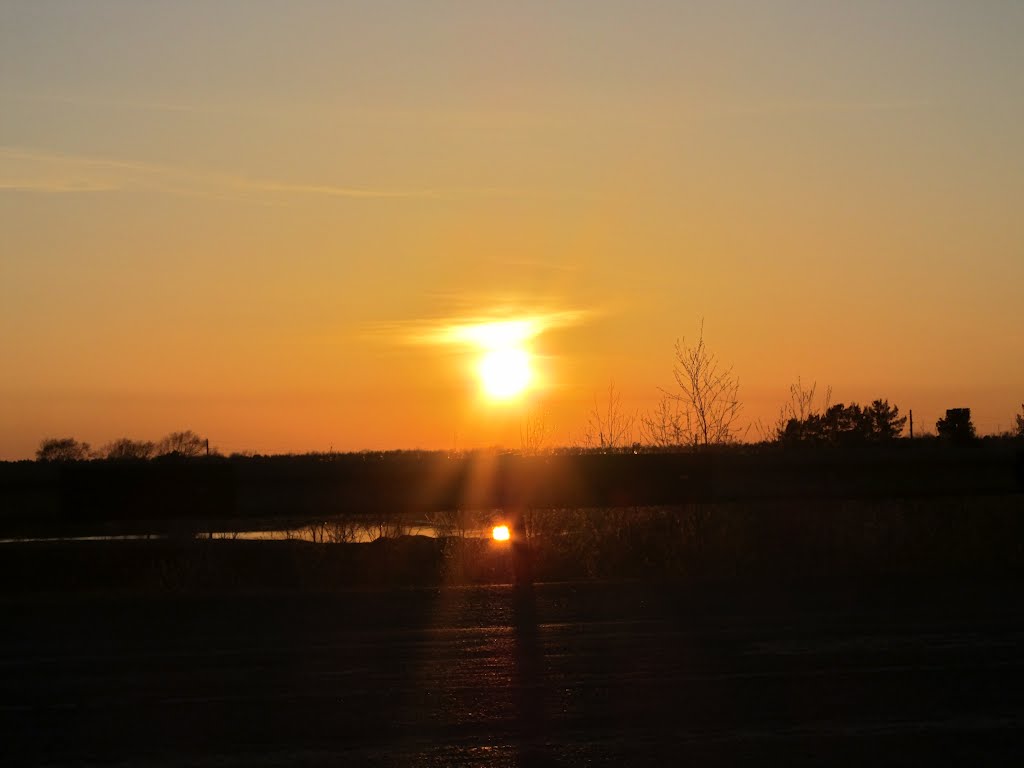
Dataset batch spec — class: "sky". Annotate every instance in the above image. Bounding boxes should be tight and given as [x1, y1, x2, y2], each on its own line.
[1, 1, 1022, 458]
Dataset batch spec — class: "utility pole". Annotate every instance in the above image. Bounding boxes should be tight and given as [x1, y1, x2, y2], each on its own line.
[909, 410, 914, 439]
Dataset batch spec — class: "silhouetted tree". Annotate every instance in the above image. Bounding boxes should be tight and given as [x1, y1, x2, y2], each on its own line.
[814, 404, 870, 443]
[36, 437, 92, 462]
[1015, 404, 1024, 438]
[640, 394, 689, 447]
[936, 409, 976, 442]
[770, 376, 831, 442]
[865, 399, 908, 439]
[156, 430, 207, 457]
[767, 377, 831, 442]
[664, 319, 743, 446]
[585, 383, 635, 449]
[103, 438, 155, 460]
[520, 409, 551, 454]
[780, 399, 906, 445]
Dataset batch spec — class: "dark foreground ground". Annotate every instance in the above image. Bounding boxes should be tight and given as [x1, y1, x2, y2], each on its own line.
[4, 580, 1024, 766]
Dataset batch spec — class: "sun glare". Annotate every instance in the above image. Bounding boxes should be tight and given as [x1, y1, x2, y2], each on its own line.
[455, 319, 536, 350]
[425, 315, 577, 403]
[449, 319, 536, 401]
[492, 525, 511, 541]
[479, 347, 532, 400]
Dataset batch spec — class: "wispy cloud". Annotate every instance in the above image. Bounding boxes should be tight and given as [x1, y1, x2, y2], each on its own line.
[0, 145, 454, 203]
[5, 90, 220, 115]
[245, 178, 433, 200]
[367, 304, 597, 348]
[0, 179, 118, 193]
[709, 98, 934, 118]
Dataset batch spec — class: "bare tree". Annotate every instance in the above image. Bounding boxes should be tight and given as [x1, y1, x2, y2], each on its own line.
[665, 320, 743, 446]
[640, 394, 690, 448]
[156, 430, 207, 457]
[307, 517, 361, 544]
[787, 377, 830, 422]
[103, 438, 156, 460]
[768, 377, 832, 441]
[1015, 404, 1024, 438]
[362, 517, 408, 541]
[428, 508, 478, 539]
[585, 382, 635, 449]
[520, 409, 551, 454]
[36, 437, 92, 462]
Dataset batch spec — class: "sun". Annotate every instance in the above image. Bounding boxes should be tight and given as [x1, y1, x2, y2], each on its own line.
[479, 347, 532, 400]
[435, 318, 542, 401]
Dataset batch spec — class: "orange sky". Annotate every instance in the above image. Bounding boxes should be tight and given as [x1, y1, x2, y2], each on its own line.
[2, 3, 1023, 458]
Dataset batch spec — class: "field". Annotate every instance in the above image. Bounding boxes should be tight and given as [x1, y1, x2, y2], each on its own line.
[2, 443, 1023, 764]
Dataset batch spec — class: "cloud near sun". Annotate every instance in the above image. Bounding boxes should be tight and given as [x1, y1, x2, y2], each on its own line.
[382, 308, 589, 347]
[386, 308, 592, 401]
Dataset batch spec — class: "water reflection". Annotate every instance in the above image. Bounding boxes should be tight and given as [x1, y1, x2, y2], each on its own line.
[510, 517, 554, 767]
[513, 580, 548, 765]
[0, 522, 498, 545]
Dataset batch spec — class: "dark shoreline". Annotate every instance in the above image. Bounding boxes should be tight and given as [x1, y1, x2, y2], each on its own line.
[3, 514, 1021, 597]
[3, 439, 1021, 539]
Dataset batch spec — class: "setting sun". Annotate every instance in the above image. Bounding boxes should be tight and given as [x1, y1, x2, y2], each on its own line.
[410, 312, 591, 411]
[492, 525, 511, 541]
[479, 347, 532, 400]
[431, 318, 546, 402]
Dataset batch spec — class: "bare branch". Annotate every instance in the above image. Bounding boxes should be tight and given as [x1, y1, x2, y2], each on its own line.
[519, 409, 551, 454]
[585, 382, 635, 449]
[663, 320, 743, 446]
[639, 394, 692, 448]
[771, 377, 832, 441]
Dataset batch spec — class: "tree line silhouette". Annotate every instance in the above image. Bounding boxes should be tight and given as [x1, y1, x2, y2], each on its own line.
[778, 400, 906, 445]
[1, 323, 1019, 597]
[36, 431, 209, 462]
[587, 322, 1022, 451]
[24, 322, 1024, 463]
